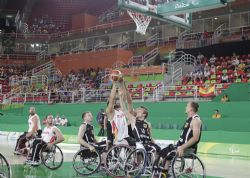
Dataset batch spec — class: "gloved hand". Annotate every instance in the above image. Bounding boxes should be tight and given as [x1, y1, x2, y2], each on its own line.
[136, 142, 145, 150]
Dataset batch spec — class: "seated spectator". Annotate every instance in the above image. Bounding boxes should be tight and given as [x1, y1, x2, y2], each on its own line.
[232, 55, 239, 69]
[210, 65, 216, 74]
[246, 68, 250, 78]
[204, 63, 210, 72]
[221, 74, 229, 83]
[204, 68, 210, 80]
[212, 110, 221, 119]
[197, 52, 204, 61]
[209, 54, 216, 64]
[54, 114, 62, 126]
[238, 61, 246, 70]
[61, 115, 68, 126]
[42, 115, 48, 125]
[221, 94, 229, 103]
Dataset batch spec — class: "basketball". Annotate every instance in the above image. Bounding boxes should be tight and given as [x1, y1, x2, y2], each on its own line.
[110, 70, 123, 82]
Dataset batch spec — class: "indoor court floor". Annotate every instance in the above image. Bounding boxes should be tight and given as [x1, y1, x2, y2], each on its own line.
[1, 136, 249, 178]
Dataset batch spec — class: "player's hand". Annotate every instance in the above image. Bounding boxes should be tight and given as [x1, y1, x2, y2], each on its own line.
[47, 143, 54, 149]
[26, 132, 32, 139]
[118, 77, 123, 83]
[177, 146, 184, 157]
[88, 145, 95, 152]
[136, 142, 145, 150]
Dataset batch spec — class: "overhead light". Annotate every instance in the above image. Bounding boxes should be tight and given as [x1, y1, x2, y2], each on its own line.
[214, 17, 218, 20]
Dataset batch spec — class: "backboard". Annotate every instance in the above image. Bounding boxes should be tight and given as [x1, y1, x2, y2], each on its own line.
[118, 0, 233, 30]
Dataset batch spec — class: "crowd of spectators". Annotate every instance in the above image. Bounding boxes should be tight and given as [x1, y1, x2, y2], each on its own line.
[30, 15, 65, 34]
[42, 113, 69, 126]
[182, 53, 250, 85]
[48, 67, 104, 92]
[0, 65, 30, 79]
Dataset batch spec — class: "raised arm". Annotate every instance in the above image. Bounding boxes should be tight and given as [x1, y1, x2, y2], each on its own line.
[124, 83, 134, 114]
[118, 88, 136, 129]
[106, 84, 117, 120]
[78, 124, 95, 151]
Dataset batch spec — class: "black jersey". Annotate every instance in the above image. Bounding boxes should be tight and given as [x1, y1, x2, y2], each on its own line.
[82, 123, 95, 143]
[134, 120, 151, 144]
[177, 115, 202, 149]
[106, 120, 114, 143]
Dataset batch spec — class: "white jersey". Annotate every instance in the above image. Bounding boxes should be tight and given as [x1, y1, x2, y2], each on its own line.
[42, 126, 56, 143]
[28, 114, 41, 132]
[112, 110, 129, 144]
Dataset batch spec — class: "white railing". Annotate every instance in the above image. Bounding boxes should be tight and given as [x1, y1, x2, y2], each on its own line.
[128, 48, 159, 66]
[146, 33, 159, 47]
[31, 60, 54, 75]
[167, 51, 196, 84]
[213, 23, 226, 39]
[36, 50, 46, 61]
[143, 48, 159, 63]
[93, 41, 106, 51]
[9, 75, 48, 93]
[118, 39, 129, 49]
[177, 24, 250, 49]
[2, 83, 230, 104]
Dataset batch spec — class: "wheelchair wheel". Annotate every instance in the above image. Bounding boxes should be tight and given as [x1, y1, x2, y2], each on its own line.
[125, 148, 147, 178]
[105, 144, 132, 177]
[151, 156, 166, 178]
[72, 148, 101, 176]
[143, 152, 155, 176]
[0, 153, 11, 178]
[171, 153, 206, 178]
[40, 145, 64, 170]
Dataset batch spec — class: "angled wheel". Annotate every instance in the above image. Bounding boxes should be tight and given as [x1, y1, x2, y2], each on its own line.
[151, 156, 166, 178]
[105, 145, 132, 177]
[125, 148, 147, 178]
[40, 145, 63, 170]
[0, 153, 11, 178]
[73, 148, 101, 176]
[171, 153, 206, 178]
[143, 152, 155, 176]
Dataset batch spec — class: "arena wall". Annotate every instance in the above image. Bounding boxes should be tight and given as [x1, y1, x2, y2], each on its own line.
[177, 40, 250, 58]
[1, 101, 250, 133]
[213, 83, 250, 102]
[54, 49, 133, 74]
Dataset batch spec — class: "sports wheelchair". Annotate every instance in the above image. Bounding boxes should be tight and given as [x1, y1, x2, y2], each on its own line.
[124, 147, 157, 178]
[21, 138, 64, 170]
[39, 144, 64, 170]
[152, 148, 206, 178]
[73, 144, 132, 177]
[0, 153, 11, 178]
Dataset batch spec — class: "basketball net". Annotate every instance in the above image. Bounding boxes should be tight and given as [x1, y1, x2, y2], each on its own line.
[127, 10, 151, 35]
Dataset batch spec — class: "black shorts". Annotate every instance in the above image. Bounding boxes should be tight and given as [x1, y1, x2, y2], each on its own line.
[80, 140, 107, 151]
[124, 137, 136, 147]
[144, 142, 161, 154]
[91, 141, 107, 150]
[158, 144, 176, 160]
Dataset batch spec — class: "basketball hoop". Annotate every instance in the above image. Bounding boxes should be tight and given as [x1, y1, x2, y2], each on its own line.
[127, 10, 151, 35]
